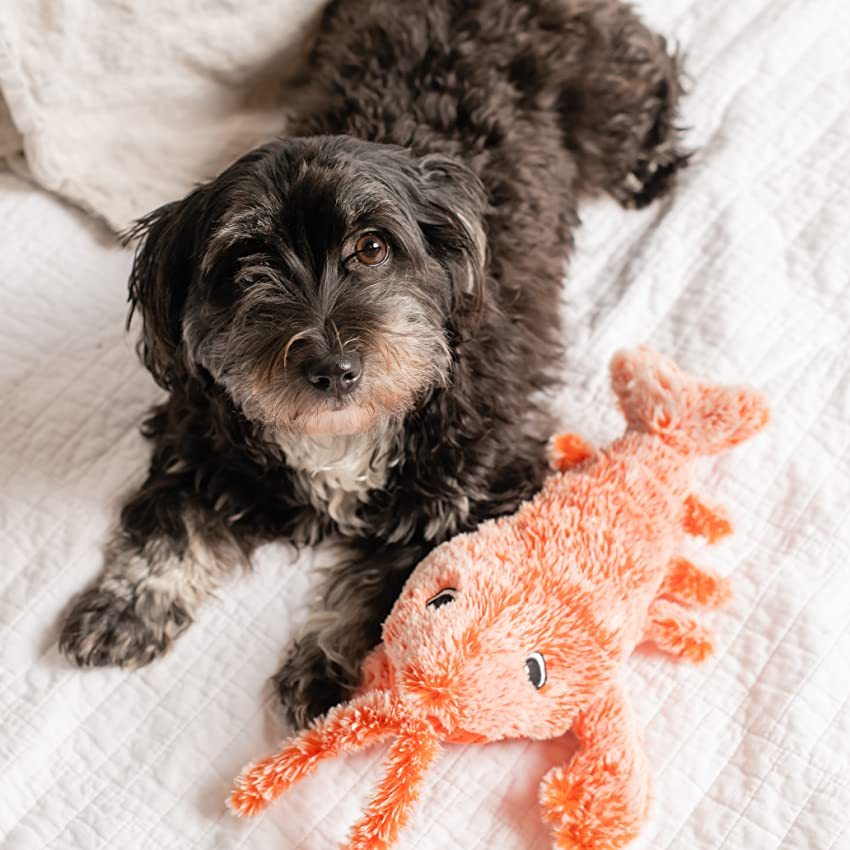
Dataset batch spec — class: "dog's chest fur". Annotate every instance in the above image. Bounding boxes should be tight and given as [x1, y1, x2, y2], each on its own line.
[275, 429, 397, 536]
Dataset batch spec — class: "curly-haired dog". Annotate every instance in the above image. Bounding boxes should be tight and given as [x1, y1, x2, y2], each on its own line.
[60, 0, 688, 729]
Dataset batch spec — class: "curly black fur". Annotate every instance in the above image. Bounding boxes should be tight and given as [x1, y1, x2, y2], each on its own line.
[59, 0, 688, 728]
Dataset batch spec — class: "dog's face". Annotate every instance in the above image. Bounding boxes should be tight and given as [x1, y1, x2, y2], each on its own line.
[128, 136, 486, 436]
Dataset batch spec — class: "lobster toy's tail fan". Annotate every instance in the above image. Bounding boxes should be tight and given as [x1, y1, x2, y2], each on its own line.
[610, 347, 769, 455]
[229, 690, 403, 817]
[345, 724, 442, 850]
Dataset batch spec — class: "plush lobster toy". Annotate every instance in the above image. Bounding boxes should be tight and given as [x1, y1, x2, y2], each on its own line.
[230, 348, 769, 850]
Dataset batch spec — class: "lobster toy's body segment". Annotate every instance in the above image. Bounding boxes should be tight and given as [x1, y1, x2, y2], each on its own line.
[230, 348, 769, 850]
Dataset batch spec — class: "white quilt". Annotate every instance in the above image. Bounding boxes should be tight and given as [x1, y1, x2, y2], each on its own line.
[0, 0, 326, 231]
[2, 1, 850, 848]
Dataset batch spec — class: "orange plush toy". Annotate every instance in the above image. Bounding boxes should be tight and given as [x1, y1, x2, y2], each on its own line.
[230, 348, 769, 850]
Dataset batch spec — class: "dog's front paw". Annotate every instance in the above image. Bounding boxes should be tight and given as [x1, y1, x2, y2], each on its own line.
[59, 581, 190, 669]
[272, 634, 349, 730]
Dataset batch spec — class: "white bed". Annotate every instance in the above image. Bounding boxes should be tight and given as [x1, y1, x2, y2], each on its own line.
[2, 0, 849, 848]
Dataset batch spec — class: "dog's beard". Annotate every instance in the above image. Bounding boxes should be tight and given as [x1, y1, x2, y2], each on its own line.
[215, 318, 451, 438]
[252, 387, 403, 437]
[289, 404, 383, 437]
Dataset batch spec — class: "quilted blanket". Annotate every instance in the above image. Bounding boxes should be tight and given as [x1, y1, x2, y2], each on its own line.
[0, 0, 326, 230]
[1, 1, 849, 848]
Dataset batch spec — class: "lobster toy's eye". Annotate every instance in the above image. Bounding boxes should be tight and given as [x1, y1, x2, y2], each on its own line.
[526, 652, 547, 690]
[426, 588, 457, 609]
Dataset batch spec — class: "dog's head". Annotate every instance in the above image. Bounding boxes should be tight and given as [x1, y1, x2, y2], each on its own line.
[127, 136, 486, 436]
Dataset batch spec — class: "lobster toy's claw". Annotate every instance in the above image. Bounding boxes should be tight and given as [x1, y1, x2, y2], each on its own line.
[229, 689, 442, 850]
[540, 682, 652, 850]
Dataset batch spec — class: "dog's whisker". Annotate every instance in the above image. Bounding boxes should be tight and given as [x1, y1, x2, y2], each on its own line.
[329, 320, 345, 356]
[282, 328, 313, 372]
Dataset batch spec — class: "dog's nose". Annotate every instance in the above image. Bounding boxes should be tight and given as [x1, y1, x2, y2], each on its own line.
[305, 353, 362, 395]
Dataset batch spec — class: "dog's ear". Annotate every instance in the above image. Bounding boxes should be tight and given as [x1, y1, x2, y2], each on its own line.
[413, 154, 488, 308]
[124, 186, 211, 389]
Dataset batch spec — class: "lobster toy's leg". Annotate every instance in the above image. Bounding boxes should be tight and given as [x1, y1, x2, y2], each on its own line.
[644, 598, 715, 662]
[683, 494, 732, 543]
[347, 725, 441, 850]
[549, 433, 596, 472]
[229, 689, 402, 816]
[660, 556, 732, 608]
[540, 682, 652, 850]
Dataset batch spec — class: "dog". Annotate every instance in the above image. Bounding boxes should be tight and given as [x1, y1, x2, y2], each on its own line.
[59, 0, 687, 730]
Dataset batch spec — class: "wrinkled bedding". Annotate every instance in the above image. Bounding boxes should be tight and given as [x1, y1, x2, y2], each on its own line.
[2, 0, 850, 847]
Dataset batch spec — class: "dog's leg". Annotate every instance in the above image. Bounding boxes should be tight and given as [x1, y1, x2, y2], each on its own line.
[557, 0, 689, 208]
[274, 540, 427, 730]
[59, 477, 252, 668]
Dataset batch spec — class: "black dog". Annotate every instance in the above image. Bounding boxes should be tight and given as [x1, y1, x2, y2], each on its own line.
[60, 0, 687, 729]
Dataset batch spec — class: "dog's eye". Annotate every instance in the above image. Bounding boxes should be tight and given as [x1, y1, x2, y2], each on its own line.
[526, 652, 546, 690]
[354, 233, 389, 266]
[426, 588, 457, 609]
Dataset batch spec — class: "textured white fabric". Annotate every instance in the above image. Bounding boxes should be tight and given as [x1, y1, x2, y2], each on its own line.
[0, 0, 325, 230]
[2, 0, 850, 848]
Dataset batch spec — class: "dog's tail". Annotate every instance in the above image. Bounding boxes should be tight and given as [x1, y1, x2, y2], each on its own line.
[610, 347, 769, 456]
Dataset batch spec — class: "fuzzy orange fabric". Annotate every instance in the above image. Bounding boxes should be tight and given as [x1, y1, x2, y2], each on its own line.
[230, 348, 769, 850]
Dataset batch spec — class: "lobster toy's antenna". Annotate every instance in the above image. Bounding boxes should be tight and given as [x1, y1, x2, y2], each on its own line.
[230, 689, 442, 850]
